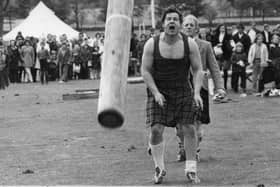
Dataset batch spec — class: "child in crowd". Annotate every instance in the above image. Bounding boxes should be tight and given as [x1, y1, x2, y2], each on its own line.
[91, 42, 101, 79]
[37, 41, 50, 84]
[72, 51, 82, 80]
[48, 50, 58, 81]
[248, 34, 269, 93]
[231, 42, 249, 97]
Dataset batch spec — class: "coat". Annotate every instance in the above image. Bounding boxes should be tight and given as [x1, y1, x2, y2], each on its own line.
[195, 38, 224, 91]
[21, 45, 35, 68]
[248, 43, 269, 66]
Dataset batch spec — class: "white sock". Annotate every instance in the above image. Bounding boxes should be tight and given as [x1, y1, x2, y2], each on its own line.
[185, 160, 197, 173]
[149, 141, 165, 171]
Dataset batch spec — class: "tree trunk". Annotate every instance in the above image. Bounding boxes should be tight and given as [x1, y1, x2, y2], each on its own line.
[262, 9, 265, 23]
[0, 14, 3, 37]
[0, 1, 3, 37]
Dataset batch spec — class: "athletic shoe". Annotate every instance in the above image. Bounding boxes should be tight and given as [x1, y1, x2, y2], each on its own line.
[177, 149, 186, 162]
[154, 167, 166, 184]
[185, 160, 200, 184]
[186, 171, 200, 184]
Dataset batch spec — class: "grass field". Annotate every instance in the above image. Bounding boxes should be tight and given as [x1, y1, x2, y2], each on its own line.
[0, 80, 279, 186]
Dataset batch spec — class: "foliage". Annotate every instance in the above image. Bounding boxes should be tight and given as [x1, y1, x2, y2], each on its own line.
[203, 4, 218, 27]
[157, 0, 207, 17]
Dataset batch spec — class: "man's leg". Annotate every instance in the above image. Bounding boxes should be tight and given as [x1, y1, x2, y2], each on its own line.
[149, 123, 166, 184]
[182, 124, 200, 183]
[175, 125, 186, 161]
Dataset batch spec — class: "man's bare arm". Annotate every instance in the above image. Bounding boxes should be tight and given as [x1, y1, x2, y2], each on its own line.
[141, 38, 159, 95]
[188, 38, 203, 96]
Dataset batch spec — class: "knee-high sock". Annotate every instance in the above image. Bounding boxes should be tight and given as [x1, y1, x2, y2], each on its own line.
[185, 160, 197, 173]
[149, 141, 165, 170]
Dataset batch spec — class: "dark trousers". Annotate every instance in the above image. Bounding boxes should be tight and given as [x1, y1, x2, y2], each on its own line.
[40, 59, 48, 84]
[231, 70, 246, 92]
[223, 70, 228, 90]
[9, 68, 18, 83]
[60, 64, 69, 81]
[18, 66, 25, 83]
[31, 67, 37, 82]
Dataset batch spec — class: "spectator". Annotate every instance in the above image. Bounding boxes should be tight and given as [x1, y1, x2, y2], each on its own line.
[15, 31, 24, 41]
[212, 24, 233, 90]
[248, 33, 269, 93]
[21, 40, 35, 83]
[57, 42, 71, 83]
[261, 24, 272, 48]
[37, 41, 50, 84]
[0, 45, 9, 89]
[247, 22, 260, 44]
[91, 42, 101, 79]
[259, 34, 280, 91]
[7, 40, 21, 83]
[231, 42, 249, 96]
[48, 50, 58, 81]
[232, 23, 251, 55]
[80, 41, 92, 79]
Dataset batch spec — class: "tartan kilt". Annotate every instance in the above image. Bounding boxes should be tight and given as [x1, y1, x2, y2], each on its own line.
[197, 88, 210, 124]
[146, 80, 199, 127]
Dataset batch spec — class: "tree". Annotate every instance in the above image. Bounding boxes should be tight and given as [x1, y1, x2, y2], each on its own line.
[0, 0, 10, 36]
[157, 0, 207, 17]
[230, 0, 280, 21]
[203, 4, 217, 27]
[98, 0, 149, 22]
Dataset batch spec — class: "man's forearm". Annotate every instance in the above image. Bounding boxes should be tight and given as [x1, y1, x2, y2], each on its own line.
[193, 70, 203, 95]
[142, 71, 159, 95]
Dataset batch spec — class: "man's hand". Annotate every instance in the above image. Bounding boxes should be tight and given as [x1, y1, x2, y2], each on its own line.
[154, 92, 166, 108]
[194, 93, 203, 110]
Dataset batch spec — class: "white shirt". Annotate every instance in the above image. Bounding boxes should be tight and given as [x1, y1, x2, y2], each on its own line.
[264, 31, 269, 43]
[248, 29, 256, 43]
[219, 33, 225, 43]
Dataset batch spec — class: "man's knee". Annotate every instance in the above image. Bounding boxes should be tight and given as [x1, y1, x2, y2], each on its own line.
[176, 124, 184, 138]
[150, 124, 164, 140]
[182, 124, 196, 138]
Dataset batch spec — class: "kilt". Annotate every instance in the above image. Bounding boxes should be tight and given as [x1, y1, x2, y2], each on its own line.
[197, 88, 210, 124]
[146, 80, 199, 127]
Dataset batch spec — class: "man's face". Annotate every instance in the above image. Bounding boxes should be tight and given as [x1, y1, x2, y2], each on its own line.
[163, 12, 181, 36]
[264, 25, 269, 31]
[183, 18, 196, 37]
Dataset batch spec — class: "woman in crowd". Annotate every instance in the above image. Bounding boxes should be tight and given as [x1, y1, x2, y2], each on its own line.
[21, 40, 35, 83]
[260, 34, 280, 91]
[91, 42, 101, 80]
[37, 41, 50, 84]
[57, 42, 71, 83]
[248, 33, 269, 93]
[7, 40, 21, 83]
[212, 24, 233, 90]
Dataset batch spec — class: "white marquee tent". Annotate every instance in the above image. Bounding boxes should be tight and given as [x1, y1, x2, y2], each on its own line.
[3, 1, 79, 41]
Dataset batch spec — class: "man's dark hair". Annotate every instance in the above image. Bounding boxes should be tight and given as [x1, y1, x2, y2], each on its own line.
[161, 7, 183, 24]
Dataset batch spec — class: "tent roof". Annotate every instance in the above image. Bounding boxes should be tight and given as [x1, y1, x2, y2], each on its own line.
[3, 1, 79, 41]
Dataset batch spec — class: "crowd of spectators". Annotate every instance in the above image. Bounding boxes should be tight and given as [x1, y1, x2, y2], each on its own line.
[198, 22, 280, 95]
[1, 22, 280, 95]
